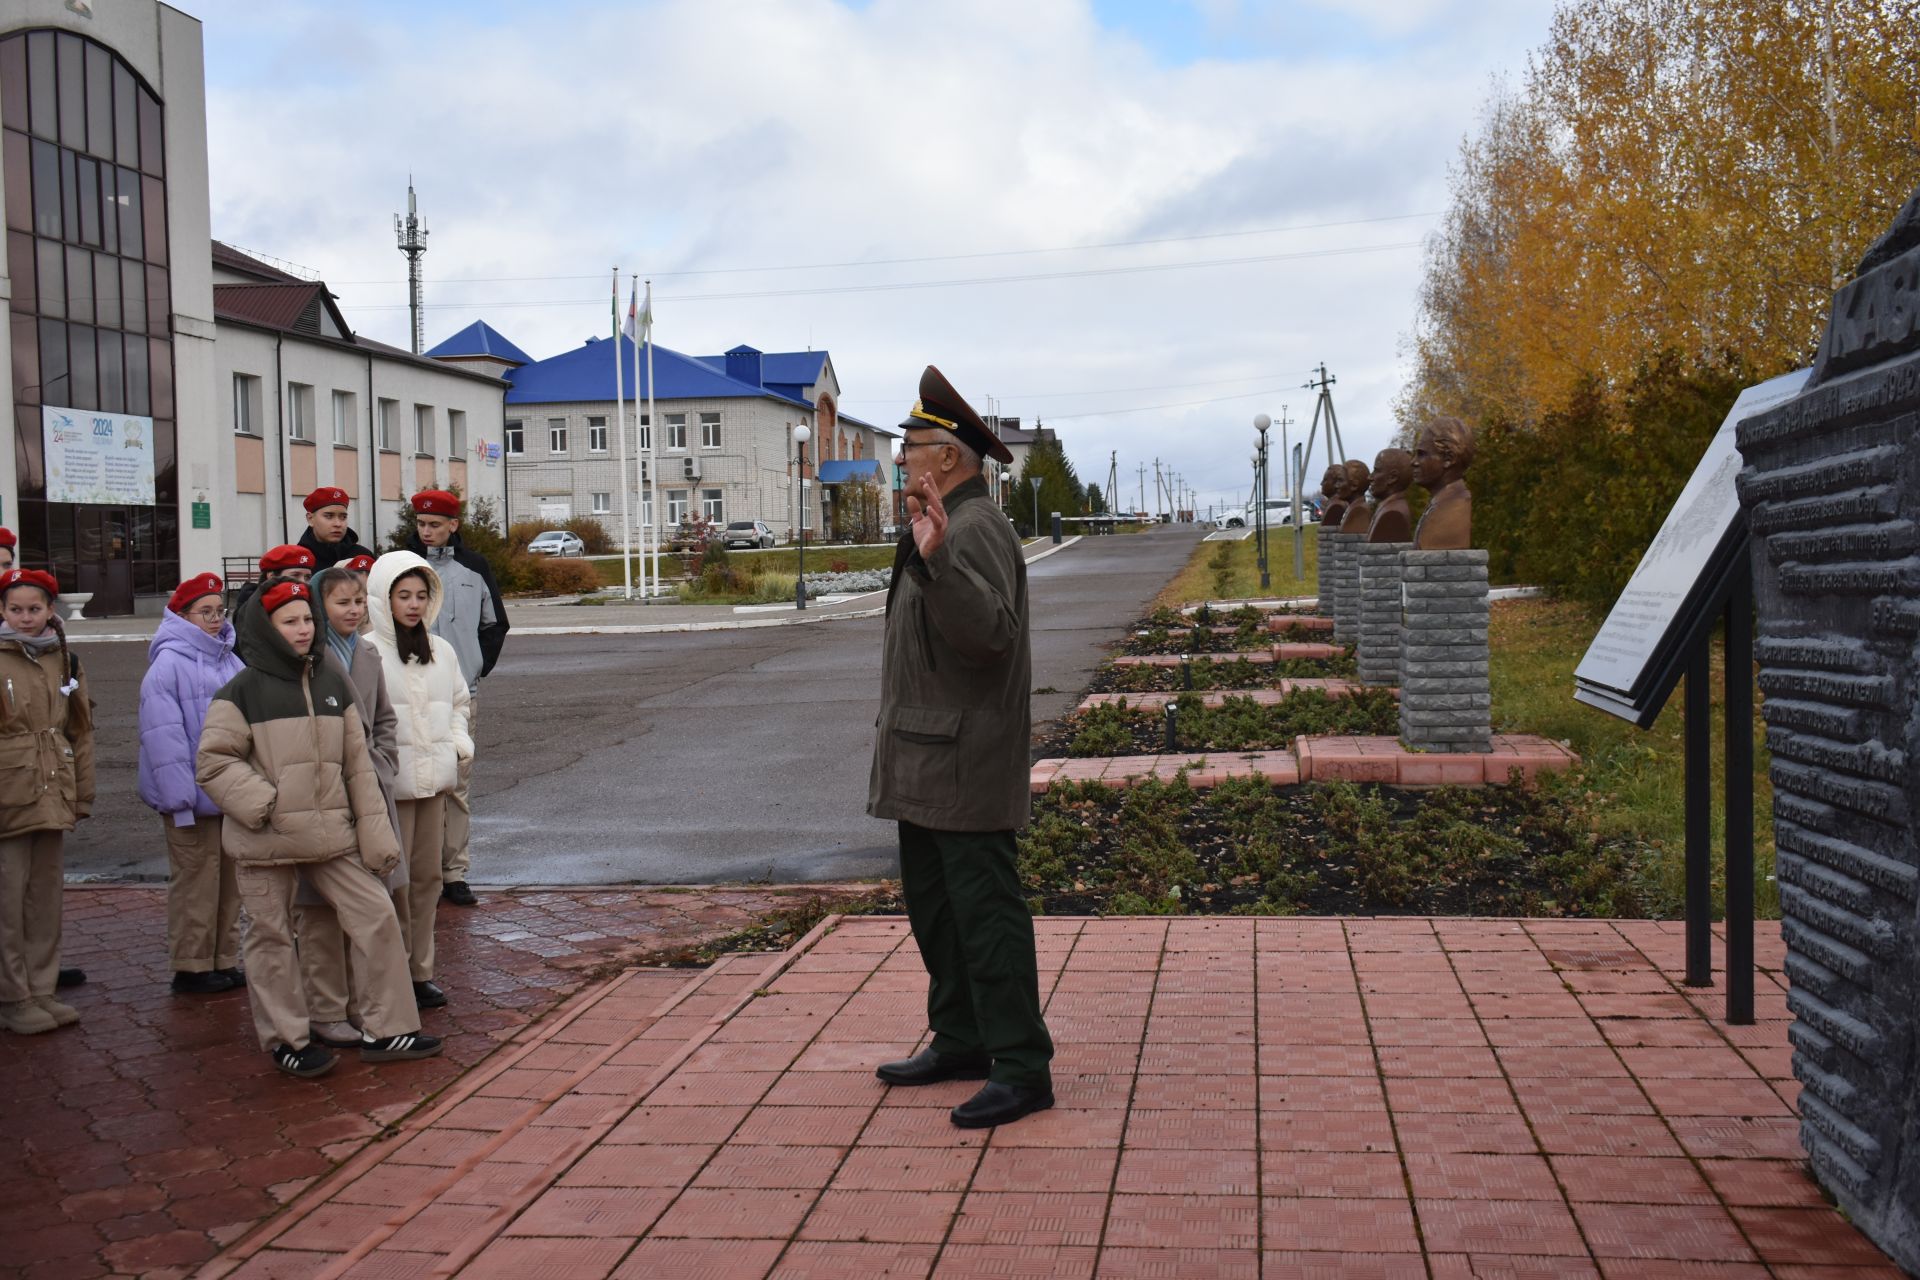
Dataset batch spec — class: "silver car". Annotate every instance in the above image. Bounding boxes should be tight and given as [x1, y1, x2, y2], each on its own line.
[526, 530, 587, 557]
[722, 520, 776, 549]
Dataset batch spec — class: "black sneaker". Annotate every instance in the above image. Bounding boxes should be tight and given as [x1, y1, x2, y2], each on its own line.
[272, 1042, 338, 1079]
[441, 881, 478, 907]
[412, 979, 448, 1009]
[361, 1031, 444, 1063]
[56, 967, 86, 989]
[218, 967, 247, 988]
[172, 970, 235, 995]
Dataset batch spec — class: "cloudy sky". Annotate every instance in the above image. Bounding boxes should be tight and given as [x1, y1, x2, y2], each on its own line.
[196, 0, 1554, 514]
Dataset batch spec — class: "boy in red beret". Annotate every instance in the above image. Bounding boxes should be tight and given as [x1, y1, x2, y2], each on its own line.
[298, 487, 374, 571]
[404, 491, 508, 907]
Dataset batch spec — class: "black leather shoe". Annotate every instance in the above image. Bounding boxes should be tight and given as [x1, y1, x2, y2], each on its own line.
[172, 970, 235, 995]
[875, 1047, 991, 1087]
[951, 1081, 1055, 1129]
[441, 881, 479, 907]
[218, 967, 247, 988]
[56, 968, 85, 989]
[412, 979, 448, 1009]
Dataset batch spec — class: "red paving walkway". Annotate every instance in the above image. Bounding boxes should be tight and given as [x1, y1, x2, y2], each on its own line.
[204, 915, 1900, 1279]
[0, 884, 871, 1280]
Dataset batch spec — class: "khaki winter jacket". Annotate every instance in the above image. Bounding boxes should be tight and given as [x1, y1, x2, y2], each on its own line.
[364, 551, 473, 801]
[0, 627, 95, 840]
[195, 595, 401, 874]
[867, 474, 1032, 832]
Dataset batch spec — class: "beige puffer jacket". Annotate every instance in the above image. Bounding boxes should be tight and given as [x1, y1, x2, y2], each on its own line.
[0, 623, 95, 839]
[363, 551, 472, 801]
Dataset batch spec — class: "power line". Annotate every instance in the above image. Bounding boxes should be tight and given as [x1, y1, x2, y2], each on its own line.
[841, 372, 1289, 405]
[323, 209, 1441, 287]
[336, 239, 1423, 311]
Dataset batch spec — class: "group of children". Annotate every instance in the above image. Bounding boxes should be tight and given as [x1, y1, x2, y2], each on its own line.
[0, 487, 508, 1079]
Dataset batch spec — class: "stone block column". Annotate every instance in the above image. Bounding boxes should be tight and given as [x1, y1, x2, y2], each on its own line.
[1356, 541, 1410, 685]
[1397, 549, 1490, 752]
[1323, 532, 1361, 644]
[1315, 526, 1337, 614]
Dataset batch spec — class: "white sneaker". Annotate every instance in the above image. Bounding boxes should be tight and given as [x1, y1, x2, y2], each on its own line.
[309, 1020, 363, 1048]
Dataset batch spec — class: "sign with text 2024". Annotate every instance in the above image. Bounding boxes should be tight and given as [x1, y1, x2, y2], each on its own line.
[43, 405, 156, 506]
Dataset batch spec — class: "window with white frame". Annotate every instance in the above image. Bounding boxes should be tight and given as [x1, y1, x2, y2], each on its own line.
[448, 409, 467, 458]
[332, 390, 355, 446]
[591, 491, 611, 515]
[414, 405, 435, 456]
[504, 420, 525, 455]
[700, 412, 721, 449]
[665, 413, 687, 451]
[701, 488, 724, 520]
[287, 383, 314, 441]
[548, 418, 568, 455]
[666, 489, 689, 524]
[233, 374, 259, 435]
[636, 414, 651, 452]
[587, 416, 607, 453]
[378, 399, 400, 451]
[641, 492, 653, 526]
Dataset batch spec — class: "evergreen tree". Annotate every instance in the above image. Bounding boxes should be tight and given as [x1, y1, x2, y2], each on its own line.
[1006, 434, 1084, 536]
[1086, 483, 1107, 515]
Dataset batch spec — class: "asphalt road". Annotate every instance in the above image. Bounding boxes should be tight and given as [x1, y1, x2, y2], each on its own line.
[64, 524, 1203, 885]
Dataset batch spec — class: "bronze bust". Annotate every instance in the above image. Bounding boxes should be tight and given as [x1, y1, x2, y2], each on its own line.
[1318, 465, 1346, 528]
[1337, 459, 1372, 535]
[1366, 448, 1414, 543]
[1411, 416, 1475, 550]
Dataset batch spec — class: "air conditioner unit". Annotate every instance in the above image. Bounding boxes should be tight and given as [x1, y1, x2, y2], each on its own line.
[638, 459, 650, 482]
[682, 457, 701, 481]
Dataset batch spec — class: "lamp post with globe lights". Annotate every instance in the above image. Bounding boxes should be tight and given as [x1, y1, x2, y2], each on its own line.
[1254, 414, 1272, 590]
[1030, 476, 1042, 540]
[793, 423, 812, 610]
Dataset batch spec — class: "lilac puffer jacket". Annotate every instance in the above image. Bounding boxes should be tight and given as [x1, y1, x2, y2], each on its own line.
[138, 609, 245, 825]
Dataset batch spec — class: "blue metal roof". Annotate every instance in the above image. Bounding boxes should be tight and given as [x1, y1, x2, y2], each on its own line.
[694, 349, 827, 390]
[426, 320, 533, 365]
[818, 459, 886, 484]
[504, 335, 812, 408]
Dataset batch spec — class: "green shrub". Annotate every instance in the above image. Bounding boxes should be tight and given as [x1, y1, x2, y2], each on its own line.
[534, 558, 601, 595]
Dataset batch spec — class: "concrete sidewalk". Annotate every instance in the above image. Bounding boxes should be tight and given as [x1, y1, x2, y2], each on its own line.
[204, 914, 1895, 1279]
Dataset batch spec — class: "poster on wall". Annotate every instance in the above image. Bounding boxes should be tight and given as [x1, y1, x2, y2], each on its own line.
[43, 406, 156, 506]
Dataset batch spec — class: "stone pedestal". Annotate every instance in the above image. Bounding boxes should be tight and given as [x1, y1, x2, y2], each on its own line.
[1397, 549, 1490, 753]
[1356, 542, 1410, 685]
[1734, 208, 1920, 1272]
[1314, 526, 1336, 616]
[1322, 532, 1362, 644]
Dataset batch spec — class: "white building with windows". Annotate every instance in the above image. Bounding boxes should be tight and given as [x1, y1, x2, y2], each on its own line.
[452, 327, 890, 541]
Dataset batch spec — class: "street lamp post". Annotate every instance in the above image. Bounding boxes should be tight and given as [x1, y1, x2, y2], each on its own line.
[793, 423, 812, 610]
[1030, 476, 1042, 540]
[1253, 414, 1272, 591]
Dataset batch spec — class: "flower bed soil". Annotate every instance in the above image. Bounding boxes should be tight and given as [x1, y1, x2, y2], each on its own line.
[1033, 688, 1401, 759]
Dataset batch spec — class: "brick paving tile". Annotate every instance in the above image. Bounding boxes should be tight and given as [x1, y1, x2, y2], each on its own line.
[1415, 1198, 1589, 1255]
[1260, 1196, 1420, 1253]
[1259, 1074, 1386, 1110]
[1382, 1075, 1519, 1113]
[648, 1186, 817, 1238]
[458, 1235, 635, 1279]
[1376, 1045, 1505, 1077]
[1260, 1251, 1428, 1279]
[502, 1185, 676, 1237]
[769, 1240, 940, 1278]
[1114, 1147, 1258, 1196]
[831, 1144, 983, 1192]
[1426, 1254, 1602, 1278]
[1696, 1159, 1830, 1207]
[1103, 1193, 1259, 1250]
[731, 1106, 875, 1147]
[1634, 1075, 1791, 1118]
[1526, 1113, 1685, 1158]
[692, 1143, 850, 1189]
[1617, 1046, 1759, 1079]
[947, 1191, 1108, 1247]
[980, 1108, 1127, 1148]
[603, 1103, 751, 1145]
[610, 1237, 787, 1279]
[797, 1189, 962, 1243]
[1121, 1107, 1258, 1149]
[1549, 1156, 1718, 1205]
[1127, 1072, 1255, 1109]
[930, 1243, 1097, 1278]
[1666, 1115, 1805, 1160]
[1258, 1109, 1398, 1152]
[380, 1202, 498, 1254]
[1593, 1263, 1770, 1278]
[1401, 1153, 1561, 1200]
[1497, 1046, 1634, 1078]
[1094, 1246, 1260, 1278]
[969, 1146, 1118, 1194]
[1732, 1207, 1901, 1265]
[1257, 1151, 1406, 1199]
[1483, 1018, 1610, 1048]
[561, 1142, 718, 1188]
[1260, 1042, 1381, 1076]
[1394, 1111, 1540, 1155]
[1570, 1203, 1758, 1261]
[1512, 1077, 1656, 1117]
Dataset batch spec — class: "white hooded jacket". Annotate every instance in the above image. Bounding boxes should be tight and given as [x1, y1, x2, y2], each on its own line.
[363, 551, 472, 801]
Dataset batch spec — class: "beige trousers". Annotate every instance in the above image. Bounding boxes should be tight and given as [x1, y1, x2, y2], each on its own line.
[295, 902, 355, 1024]
[393, 796, 446, 983]
[164, 817, 241, 973]
[234, 856, 417, 1052]
[0, 831, 64, 1004]
[442, 695, 475, 883]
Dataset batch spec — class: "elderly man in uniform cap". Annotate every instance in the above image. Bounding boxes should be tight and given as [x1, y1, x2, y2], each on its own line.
[298, 487, 375, 571]
[404, 490, 509, 908]
[870, 366, 1055, 1129]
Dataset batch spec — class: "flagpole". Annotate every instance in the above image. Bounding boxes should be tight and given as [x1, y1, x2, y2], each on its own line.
[645, 279, 660, 594]
[613, 266, 631, 599]
[631, 280, 648, 597]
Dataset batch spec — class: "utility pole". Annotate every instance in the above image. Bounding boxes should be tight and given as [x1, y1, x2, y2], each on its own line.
[1153, 459, 1164, 520]
[1297, 362, 1346, 514]
[1137, 463, 1147, 516]
[393, 179, 429, 355]
[1106, 450, 1119, 527]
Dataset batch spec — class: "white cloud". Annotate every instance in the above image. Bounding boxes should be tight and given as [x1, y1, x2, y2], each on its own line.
[197, 0, 1553, 510]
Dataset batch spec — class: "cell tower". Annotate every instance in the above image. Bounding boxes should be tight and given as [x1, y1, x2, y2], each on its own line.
[394, 179, 429, 355]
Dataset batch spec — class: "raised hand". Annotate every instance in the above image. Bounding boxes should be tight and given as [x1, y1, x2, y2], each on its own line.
[909, 473, 948, 560]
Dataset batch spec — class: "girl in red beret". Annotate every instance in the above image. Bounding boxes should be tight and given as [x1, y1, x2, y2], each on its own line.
[0, 568, 94, 1036]
[138, 575, 247, 995]
[0, 527, 15, 570]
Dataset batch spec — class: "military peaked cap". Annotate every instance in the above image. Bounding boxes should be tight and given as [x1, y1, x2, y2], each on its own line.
[899, 365, 1012, 465]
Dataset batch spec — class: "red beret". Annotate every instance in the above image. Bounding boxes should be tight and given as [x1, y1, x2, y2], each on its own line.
[304, 486, 351, 514]
[259, 544, 316, 573]
[259, 580, 312, 617]
[0, 567, 59, 600]
[343, 555, 376, 573]
[0, 527, 15, 549]
[168, 573, 224, 614]
[410, 489, 460, 518]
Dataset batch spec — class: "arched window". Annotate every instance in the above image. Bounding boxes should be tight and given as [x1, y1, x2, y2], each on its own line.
[2, 28, 178, 606]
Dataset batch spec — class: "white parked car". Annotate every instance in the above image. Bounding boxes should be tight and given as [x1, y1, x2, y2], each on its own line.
[1220, 499, 1297, 529]
[526, 530, 587, 557]
[721, 520, 777, 549]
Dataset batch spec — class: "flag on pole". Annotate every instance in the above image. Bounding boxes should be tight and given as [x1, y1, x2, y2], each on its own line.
[622, 279, 640, 341]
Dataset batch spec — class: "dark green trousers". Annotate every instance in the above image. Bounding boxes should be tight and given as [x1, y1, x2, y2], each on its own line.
[898, 821, 1053, 1089]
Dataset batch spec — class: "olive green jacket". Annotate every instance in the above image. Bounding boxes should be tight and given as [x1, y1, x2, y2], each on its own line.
[868, 475, 1031, 832]
[0, 630, 94, 840]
